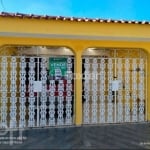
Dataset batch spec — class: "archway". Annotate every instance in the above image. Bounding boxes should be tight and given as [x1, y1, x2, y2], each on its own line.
[0, 45, 75, 128]
[82, 48, 147, 124]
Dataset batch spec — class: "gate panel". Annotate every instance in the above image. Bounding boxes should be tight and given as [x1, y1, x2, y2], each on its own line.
[82, 56, 147, 125]
[0, 56, 74, 129]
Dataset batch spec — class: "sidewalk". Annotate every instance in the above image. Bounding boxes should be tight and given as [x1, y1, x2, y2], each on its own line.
[0, 123, 150, 149]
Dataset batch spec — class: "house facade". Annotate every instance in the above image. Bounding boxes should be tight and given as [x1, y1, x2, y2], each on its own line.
[0, 12, 150, 128]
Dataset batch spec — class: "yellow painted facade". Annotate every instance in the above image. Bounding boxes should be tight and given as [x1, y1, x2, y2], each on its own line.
[0, 15, 150, 125]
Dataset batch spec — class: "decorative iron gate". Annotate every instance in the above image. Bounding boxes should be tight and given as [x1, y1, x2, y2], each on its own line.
[0, 56, 74, 128]
[82, 54, 147, 124]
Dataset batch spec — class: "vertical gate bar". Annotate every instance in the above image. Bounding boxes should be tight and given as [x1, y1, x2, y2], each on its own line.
[138, 58, 145, 121]
[107, 59, 113, 123]
[145, 58, 148, 121]
[40, 57, 47, 126]
[99, 58, 106, 123]
[57, 80, 64, 125]
[0, 57, 2, 128]
[10, 57, 17, 128]
[91, 58, 98, 123]
[117, 58, 123, 122]
[83, 58, 90, 124]
[0, 57, 8, 128]
[19, 57, 26, 128]
[132, 59, 138, 122]
[72, 57, 75, 124]
[125, 59, 130, 122]
[114, 58, 117, 123]
[28, 57, 35, 127]
[65, 57, 73, 125]
[49, 80, 56, 126]
[37, 57, 40, 127]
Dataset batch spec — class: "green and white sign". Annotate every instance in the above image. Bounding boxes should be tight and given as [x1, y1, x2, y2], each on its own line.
[49, 58, 67, 79]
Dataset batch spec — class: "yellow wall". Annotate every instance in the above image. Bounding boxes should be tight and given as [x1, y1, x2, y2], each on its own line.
[0, 16, 150, 125]
[0, 18, 150, 39]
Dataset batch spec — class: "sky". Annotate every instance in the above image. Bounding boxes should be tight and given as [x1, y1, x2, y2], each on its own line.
[0, 0, 150, 21]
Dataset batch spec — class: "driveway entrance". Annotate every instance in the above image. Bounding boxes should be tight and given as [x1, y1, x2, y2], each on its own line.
[0, 47, 75, 128]
[82, 49, 147, 124]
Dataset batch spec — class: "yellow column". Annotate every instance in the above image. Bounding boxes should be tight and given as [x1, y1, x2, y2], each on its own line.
[74, 51, 83, 125]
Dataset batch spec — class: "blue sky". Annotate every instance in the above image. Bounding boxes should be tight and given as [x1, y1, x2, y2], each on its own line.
[0, 0, 150, 21]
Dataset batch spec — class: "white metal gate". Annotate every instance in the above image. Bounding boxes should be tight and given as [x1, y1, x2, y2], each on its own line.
[82, 56, 147, 124]
[0, 56, 74, 128]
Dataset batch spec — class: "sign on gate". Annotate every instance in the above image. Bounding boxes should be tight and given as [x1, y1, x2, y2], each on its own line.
[49, 58, 67, 80]
[111, 80, 120, 91]
[34, 81, 42, 92]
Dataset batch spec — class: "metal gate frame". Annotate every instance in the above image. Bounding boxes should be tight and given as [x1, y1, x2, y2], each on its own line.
[82, 53, 147, 124]
[0, 55, 75, 129]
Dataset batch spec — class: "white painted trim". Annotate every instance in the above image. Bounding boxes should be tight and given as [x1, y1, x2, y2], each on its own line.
[0, 32, 150, 42]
